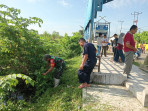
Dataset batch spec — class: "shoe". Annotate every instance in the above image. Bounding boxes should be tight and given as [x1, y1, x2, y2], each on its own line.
[120, 63, 125, 66]
[113, 61, 117, 64]
[54, 78, 60, 88]
[127, 74, 132, 79]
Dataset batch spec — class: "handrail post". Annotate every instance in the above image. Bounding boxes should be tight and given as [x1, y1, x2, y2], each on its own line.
[97, 56, 101, 72]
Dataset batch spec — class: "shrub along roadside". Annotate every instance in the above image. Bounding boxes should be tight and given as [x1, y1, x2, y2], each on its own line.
[0, 4, 83, 110]
[0, 74, 34, 110]
[31, 56, 82, 111]
[1, 56, 82, 111]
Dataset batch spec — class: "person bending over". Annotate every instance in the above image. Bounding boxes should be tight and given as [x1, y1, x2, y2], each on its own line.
[43, 54, 65, 87]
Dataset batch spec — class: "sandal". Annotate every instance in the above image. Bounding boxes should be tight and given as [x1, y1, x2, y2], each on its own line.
[86, 84, 91, 87]
[78, 84, 86, 89]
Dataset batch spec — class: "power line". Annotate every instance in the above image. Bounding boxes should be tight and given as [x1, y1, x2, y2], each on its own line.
[131, 12, 142, 25]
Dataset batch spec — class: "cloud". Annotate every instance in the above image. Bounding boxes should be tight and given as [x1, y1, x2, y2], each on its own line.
[57, 0, 70, 7]
[105, 0, 148, 8]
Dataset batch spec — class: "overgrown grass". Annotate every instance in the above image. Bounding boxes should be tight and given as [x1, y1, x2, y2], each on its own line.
[22, 56, 82, 111]
[133, 61, 140, 67]
[2, 56, 122, 111]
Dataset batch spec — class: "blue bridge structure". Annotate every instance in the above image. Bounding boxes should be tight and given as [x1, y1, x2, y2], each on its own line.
[84, 0, 113, 42]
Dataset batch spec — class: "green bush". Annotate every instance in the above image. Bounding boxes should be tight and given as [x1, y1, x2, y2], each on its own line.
[0, 74, 34, 109]
[0, 4, 83, 110]
[59, 32, 82, 58]
[0, 4, 45, 75]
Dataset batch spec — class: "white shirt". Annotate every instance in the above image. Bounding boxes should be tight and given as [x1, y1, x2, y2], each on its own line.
[97, 37, 102, 46]
[102, 38, 108, 46]
[110, 37, 115, 43]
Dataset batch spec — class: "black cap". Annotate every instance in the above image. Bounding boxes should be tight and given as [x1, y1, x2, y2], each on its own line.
[43, 54, 51, 61]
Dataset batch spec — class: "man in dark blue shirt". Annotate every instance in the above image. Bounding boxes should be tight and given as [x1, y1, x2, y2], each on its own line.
[78, 38, 97, 88]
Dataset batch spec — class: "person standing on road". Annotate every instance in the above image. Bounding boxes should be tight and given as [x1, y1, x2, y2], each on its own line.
[78, 38, 97, 88]
[96, 33, 103, 56]
[123, 25, 138, 78]
[101, 35, 108, 57]
[111, 34, 117, 53]
[113, 34, 118, 58]
[114, 33, 125, 63]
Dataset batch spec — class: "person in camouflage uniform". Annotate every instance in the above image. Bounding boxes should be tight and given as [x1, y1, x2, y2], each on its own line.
[42, 54, 65, 87]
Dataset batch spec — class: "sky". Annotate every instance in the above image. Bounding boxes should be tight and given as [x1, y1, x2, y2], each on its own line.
[0, 0, 148, 36]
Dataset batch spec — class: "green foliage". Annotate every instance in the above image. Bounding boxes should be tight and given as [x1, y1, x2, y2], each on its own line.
[33, 66, 55, 97]
[0, 56, 82, 111]
[59, 32, 82, 58]
[0, 100, 28, 111]
[40, 31, 62, 57]
[40, 31, 82, 58]
[22, 56, 82, 111]
[133, 61, 140, 67]
[0, 4, 83, 111]
[0, 4, 45, 75]
[0, 74, 34, 105]
[134, 31, 148, 43]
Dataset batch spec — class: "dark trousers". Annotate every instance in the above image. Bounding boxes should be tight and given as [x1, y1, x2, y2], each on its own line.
[114, 50, 125, 62]
[54, 63, 65, 79]
[101, 46, 107, 57]
[112, 47, 114, 53]
[78, 61, 96, 84]
[113, 48, 117, 57]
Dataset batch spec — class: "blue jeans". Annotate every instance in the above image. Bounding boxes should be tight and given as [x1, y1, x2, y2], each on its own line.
[114, 50, 125, 62]
[96, 45, 101, 56]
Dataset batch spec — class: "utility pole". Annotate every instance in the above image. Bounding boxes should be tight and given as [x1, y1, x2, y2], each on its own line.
[118, 21, 124, 33]
[131, 12, 142, 25]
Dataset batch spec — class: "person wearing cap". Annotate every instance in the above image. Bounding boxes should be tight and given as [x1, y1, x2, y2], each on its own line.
[43, 54, 65, 87]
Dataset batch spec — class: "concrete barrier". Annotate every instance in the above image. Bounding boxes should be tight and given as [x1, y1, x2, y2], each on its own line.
[125, 65, 148, 107]
[142, 88, 148, 107]
[90, 72, 127, 85]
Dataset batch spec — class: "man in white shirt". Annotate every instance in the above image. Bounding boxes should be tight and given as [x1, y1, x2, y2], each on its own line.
[101, 35, 108, 57]
[96, 33, 103, 56]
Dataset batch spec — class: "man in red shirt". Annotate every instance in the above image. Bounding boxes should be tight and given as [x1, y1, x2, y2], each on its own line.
[123, 25, 138, 78]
